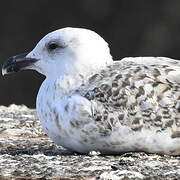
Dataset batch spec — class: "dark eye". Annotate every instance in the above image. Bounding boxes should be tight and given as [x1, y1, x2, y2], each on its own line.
[48, 43, 59, 50]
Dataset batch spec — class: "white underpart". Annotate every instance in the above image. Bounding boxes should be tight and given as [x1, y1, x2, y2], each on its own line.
[25, 27, 180, 155]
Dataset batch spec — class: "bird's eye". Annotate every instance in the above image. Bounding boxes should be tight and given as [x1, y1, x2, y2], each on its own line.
[48, 43, 59, 50]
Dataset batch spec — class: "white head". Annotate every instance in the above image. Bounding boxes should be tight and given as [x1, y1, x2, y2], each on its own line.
[2, 27, 113, 78]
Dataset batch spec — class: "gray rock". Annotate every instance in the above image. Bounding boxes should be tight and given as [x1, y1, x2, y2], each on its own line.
[0, 105, 180, 180]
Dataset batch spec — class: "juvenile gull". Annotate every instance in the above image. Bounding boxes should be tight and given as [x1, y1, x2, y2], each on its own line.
[2, 27, 180, 155]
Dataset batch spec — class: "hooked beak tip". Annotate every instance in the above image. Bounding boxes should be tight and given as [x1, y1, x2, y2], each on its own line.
[1, 52, 39, 76]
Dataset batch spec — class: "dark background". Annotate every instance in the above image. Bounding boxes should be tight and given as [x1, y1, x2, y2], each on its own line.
[1, 0, 180, 108]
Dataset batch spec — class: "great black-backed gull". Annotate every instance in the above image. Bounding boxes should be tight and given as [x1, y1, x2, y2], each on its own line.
[2, 27, 180, 155]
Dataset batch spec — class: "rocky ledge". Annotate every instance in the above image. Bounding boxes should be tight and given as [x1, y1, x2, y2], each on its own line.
[0, 105, 180, 180]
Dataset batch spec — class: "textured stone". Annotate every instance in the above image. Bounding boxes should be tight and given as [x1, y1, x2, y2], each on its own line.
[0, 105, 180, 179]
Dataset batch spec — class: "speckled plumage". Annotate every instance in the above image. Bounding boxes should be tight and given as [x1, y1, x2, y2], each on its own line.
[83, 57, 180, 135]
[3, 28, 180, 155]
[82, 57, 180, 133]
[37, 56, 180, 155]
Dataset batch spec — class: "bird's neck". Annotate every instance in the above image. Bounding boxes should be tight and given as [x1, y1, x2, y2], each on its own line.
[44, 58, 113, 96]
[44, 73, 88, 96]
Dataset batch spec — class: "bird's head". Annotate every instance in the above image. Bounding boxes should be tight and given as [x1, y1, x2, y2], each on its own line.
[2, 27, 113, 78]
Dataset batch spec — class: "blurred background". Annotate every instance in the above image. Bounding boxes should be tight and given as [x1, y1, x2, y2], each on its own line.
[1, 0, 180, 108]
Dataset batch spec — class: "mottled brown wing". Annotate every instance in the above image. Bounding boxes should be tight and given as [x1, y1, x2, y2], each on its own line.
[80, 57, 180, 132]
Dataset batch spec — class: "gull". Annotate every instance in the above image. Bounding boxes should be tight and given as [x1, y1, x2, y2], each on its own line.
[2, 27, 180, 155]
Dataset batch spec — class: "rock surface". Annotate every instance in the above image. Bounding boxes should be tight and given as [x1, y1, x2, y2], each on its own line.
[0, 105, 180, 180]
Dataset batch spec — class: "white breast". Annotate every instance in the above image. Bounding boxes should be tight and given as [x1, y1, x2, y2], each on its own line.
[36, 78, 92, 152]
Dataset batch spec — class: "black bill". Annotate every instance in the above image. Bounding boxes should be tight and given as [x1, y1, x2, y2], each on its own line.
[2, 53, 39, 75]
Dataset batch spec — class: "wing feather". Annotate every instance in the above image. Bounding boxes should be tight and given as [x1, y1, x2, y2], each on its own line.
[76, 57, 180, 131]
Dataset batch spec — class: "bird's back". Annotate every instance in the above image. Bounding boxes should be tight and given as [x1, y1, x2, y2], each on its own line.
[75, 57, 180, 155]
